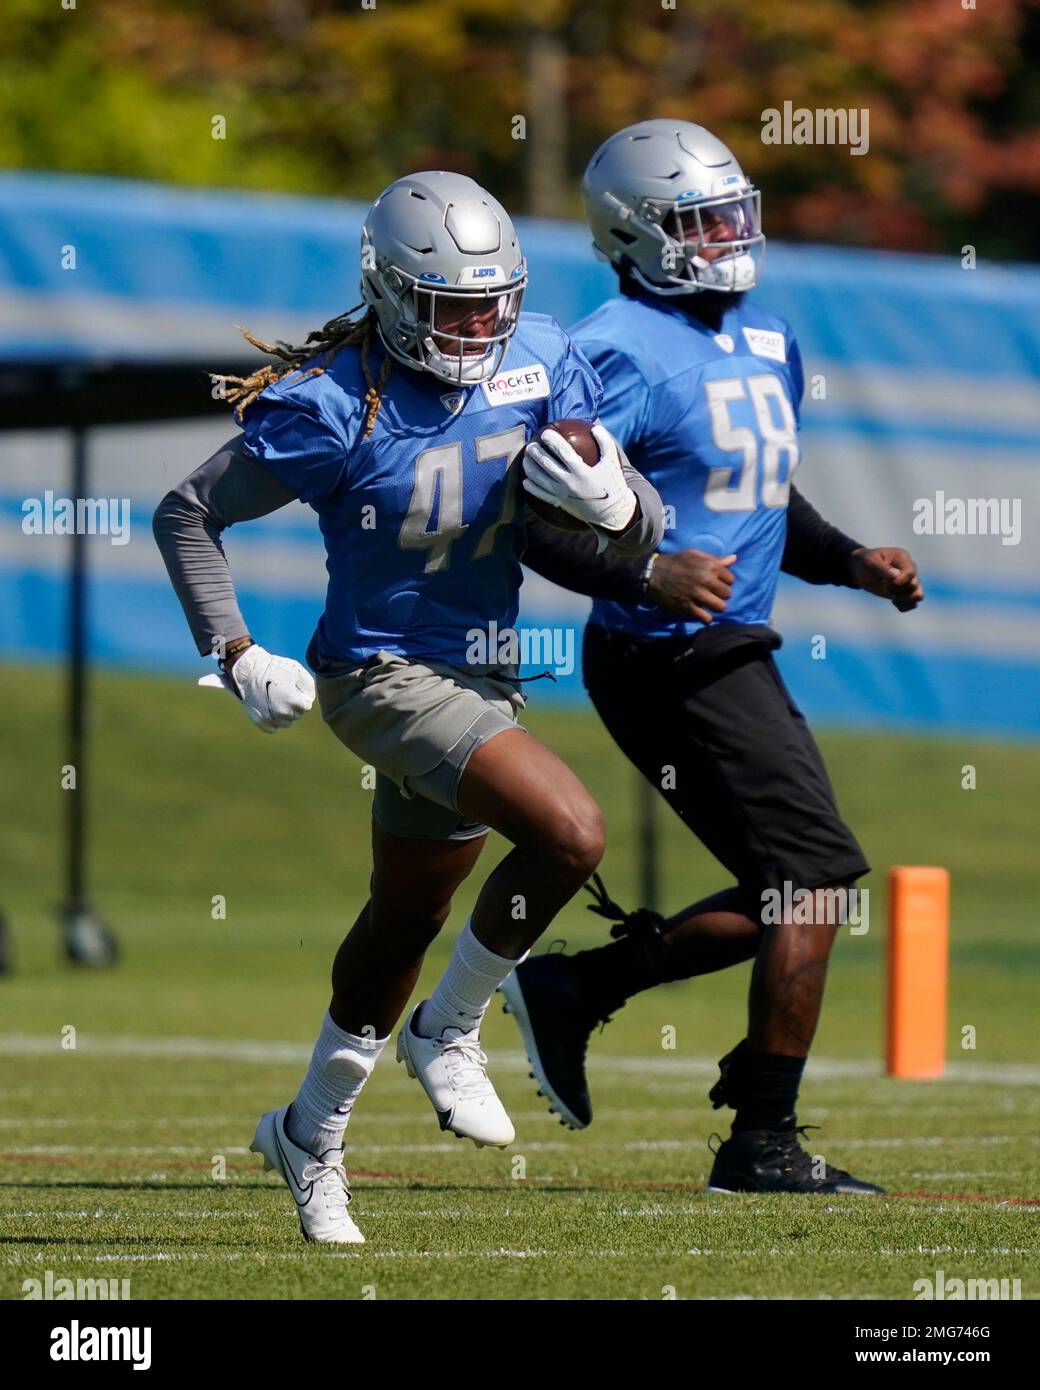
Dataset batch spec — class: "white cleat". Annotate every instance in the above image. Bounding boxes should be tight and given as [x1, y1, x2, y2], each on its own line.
[250, 1106, 364, 1245]
[396, 1003, 515, 1149]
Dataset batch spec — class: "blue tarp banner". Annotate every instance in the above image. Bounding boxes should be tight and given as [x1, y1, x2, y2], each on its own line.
[2, 173, 1038, 737]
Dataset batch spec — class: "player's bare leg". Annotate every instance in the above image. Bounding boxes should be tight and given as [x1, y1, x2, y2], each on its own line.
[706, 883, 882, 1194]
[705, 886, 843, 1147]
[570, 885, 763, 999]
[657, 892, 764, 975]
[397, 728, 605, 1146]
[254, 828, 487, 1243]
[747, 896, 838, 1056]
[458, 728, 606, 955]
[330, 826, 487, 1038]
[277, 825, 486, 1153]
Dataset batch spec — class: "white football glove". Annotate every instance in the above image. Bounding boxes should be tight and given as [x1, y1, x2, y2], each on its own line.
[522, 422, 636, 533]
[224, 643, 315, 733]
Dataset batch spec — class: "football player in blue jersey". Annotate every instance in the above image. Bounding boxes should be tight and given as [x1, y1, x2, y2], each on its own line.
[502, 121, 923, 1195]
[153, 171, 663, 1243]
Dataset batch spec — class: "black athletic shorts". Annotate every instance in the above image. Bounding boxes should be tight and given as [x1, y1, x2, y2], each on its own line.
[582, 621, 869, 898]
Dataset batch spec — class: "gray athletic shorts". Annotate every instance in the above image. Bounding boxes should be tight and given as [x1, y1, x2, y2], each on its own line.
[312, 647, 526, 841]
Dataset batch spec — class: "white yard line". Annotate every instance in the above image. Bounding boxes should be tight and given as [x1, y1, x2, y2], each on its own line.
[835, 1136, 1039, 1149]
[4, 1135, 1037, 1157]
[8, 1210, 263, 1220]
[4, 1245, 1036, 1266]
[0, 1109, 702, 1129]
[1, 1033, 1038, 1085]
[2, 1256, 634, 1267]
[2, 1145, 255, 1156]
[2, 1101, 1035, 1130]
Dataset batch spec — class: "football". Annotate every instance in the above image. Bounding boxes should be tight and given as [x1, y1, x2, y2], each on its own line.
[522, 418, 599, 532]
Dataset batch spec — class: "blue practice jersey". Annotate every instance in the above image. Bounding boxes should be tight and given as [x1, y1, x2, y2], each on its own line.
[571, 292, 803, 638]
[240, 313, 602, 665]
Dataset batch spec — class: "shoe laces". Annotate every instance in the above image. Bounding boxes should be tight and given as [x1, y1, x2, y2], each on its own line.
[759, 1126, 812, 1175]
[300, 1154, 353, 1214]
[759, 1124, 852, 1182]
[438, 1031, 493, 1098]
[584, 872, 665, 941]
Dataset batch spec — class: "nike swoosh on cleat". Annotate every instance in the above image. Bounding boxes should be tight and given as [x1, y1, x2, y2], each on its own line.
[274, 1128, 312, 1205]
[435, 1108, 454, 1132]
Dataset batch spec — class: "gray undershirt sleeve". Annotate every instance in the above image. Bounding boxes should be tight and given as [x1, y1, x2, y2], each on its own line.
[152, 435, 299, 657]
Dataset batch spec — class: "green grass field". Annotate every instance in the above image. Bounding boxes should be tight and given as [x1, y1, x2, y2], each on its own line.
[1, 662, 1037, 1299]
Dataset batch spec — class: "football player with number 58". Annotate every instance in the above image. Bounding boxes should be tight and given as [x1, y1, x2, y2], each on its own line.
[505, 121, 924, 1195]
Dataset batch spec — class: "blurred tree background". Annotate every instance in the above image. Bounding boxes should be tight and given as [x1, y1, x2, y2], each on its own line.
[2, 0, 1038, 258]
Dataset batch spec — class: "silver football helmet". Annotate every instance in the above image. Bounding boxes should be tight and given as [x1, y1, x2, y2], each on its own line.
[360, 171, 527, 385]
[582, 119, 764, 296]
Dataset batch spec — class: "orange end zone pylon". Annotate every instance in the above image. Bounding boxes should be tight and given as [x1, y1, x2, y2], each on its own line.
[886, 866, 950, 1079]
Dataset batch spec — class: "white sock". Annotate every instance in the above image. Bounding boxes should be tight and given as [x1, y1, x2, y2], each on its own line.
[416, 919, 528, 1037]
[286, 1011, 388, 1157]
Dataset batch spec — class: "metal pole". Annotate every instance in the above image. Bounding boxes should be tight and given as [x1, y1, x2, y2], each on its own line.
[61, 425, 117, 966]
[67, 426, 88, 913]
[637, 771, 660, 912]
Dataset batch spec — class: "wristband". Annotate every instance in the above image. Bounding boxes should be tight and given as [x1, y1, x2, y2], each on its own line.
[640, 552, 659, 597]
[218, 636, 254, 673]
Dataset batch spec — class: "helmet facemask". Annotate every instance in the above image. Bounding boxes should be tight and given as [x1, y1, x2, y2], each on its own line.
[364, 252, 527, 385]
[417, 281, 525, 384]
[617, 187, 764, 297]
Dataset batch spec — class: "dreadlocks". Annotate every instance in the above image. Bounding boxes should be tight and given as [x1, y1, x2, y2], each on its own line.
[212, 307, 393, 439]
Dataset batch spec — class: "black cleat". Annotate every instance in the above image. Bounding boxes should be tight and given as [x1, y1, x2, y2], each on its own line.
[706, 1124, 885, 1195]
[500, 954, 612, 1130]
